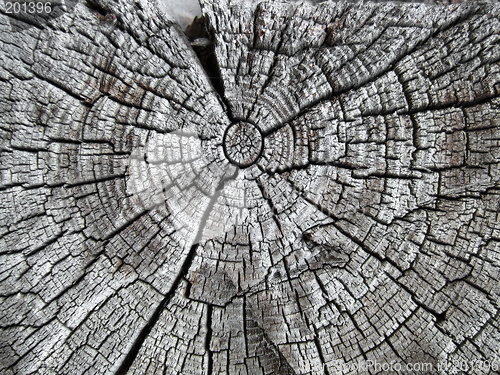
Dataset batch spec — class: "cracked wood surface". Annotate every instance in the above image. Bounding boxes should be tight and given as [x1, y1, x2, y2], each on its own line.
[1, 0, 500, 374]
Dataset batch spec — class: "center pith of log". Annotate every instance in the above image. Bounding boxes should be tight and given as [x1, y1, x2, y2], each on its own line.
[223, 121, 264, 167]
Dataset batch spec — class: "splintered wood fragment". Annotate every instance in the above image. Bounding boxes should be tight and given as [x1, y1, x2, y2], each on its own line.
[0, 0, 499, 374]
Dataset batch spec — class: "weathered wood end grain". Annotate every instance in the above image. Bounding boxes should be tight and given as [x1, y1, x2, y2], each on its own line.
[0, 0, 499, 374]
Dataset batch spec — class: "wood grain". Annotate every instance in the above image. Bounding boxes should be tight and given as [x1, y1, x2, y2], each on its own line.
[0, 0, 499, 373]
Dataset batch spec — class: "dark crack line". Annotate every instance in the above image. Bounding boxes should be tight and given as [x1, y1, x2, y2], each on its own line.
[205, 304, 214, 375]
[113, 241, 200, 375]
[188, 15, 235, 122]
[257, 6, 481, 138]
[114, 167, 238, 375]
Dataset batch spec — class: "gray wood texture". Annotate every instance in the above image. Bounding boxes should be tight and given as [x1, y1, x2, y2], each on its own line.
[0, 0, 499, 374]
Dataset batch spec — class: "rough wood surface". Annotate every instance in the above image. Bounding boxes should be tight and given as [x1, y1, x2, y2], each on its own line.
[1, 0, 499, 374]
